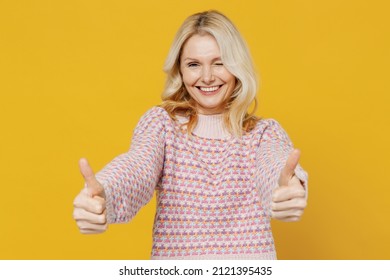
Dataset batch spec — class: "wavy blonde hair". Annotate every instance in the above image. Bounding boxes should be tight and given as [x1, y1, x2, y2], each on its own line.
[160, 10, 260, 137]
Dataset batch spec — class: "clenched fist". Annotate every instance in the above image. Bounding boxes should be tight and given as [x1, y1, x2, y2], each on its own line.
[73, 158, 108, 234]
[271, 149, 307, 222]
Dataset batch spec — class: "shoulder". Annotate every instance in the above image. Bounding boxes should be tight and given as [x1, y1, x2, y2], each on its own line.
[137, 106, 173, 125]
[250, 118, 291, 142]
[134, 106, 175, 133]
[253, 118, 284, 134]
[140, 106, 171, 121]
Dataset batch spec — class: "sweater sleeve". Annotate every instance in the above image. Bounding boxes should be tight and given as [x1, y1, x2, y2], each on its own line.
[95, 107, 167, 224]
[256, 119, 308, 214]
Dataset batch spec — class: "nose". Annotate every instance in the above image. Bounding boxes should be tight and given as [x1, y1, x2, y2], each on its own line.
[201, 65, 215, 84]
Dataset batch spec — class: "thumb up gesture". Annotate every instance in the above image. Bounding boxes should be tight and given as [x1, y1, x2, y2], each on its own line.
[73, 158, 108, 234]
[271, 149, 307, 222]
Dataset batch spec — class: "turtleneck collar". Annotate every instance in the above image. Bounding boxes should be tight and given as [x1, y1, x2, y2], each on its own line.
[175, 113, 231, 139]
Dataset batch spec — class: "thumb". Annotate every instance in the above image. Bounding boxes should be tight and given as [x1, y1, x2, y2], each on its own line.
[278, 149, 300, 186]
[79, 158, 104, 197]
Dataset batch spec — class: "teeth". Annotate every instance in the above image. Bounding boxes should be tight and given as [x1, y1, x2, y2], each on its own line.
[199, 86, 219, 92]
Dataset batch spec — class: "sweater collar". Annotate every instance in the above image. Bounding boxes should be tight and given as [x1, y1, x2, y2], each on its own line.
[176, 113, 231, 140]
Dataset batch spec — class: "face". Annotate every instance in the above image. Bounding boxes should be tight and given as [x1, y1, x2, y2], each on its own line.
[180, 34, 236, 115]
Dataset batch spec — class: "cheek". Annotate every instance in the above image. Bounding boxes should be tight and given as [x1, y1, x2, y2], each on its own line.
[224, 74, 236, 89]
[227, 72, 237, 87]
[182, 70, 198, 86]
[229, 78, 236, 89]
[217, 68, 236, 84]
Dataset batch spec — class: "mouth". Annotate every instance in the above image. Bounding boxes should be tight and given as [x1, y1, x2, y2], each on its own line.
[195, 85, 223, 95]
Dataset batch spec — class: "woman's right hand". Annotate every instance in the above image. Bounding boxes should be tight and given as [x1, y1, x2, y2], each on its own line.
[73, 158, 108, 234]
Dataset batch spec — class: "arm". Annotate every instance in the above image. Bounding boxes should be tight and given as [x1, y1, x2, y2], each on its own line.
[95, 107, 167, 224]
[256, 119, 308, 221]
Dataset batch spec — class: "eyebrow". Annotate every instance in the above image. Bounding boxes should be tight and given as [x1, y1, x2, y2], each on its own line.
[183, 57, 222, 62]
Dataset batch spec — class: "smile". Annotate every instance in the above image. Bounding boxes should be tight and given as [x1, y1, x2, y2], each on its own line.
[196, 85, 223, 94]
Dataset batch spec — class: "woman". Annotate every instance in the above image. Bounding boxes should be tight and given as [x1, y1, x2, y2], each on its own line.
[73, 10, 308, 260]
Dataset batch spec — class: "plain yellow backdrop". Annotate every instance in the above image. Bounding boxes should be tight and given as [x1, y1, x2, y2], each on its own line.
[1, 0, 389, 259]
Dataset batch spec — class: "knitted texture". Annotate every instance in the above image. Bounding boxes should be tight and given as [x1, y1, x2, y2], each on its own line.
[96, 106, 308, 260]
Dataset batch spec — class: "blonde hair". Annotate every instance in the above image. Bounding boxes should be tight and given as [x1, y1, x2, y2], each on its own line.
[160, 10, 260, 137]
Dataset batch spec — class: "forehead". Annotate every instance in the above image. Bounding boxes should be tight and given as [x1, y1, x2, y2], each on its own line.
[181, 34, 221, 59]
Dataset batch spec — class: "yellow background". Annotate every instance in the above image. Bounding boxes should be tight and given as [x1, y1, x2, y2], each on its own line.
[1, 0, 389, 259]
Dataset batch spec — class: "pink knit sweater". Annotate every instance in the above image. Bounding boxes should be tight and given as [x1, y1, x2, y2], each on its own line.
[96, 106, 308, 260]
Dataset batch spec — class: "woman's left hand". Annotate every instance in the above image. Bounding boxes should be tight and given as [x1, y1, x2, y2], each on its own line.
[271, 149, 307, 222]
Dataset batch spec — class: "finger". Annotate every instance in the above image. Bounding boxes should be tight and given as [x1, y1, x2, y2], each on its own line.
[272, 185, 306, 202]
[271, 197, 307, 211]
[73, 208, 107, 225]
[73, 192, 106, 214]
[271, 209, 304, 221]
[77, 221, 108, 234]
[79, 229, 107, 234]
[278, 149, 300, 186]
[272, 215, 302, 222]
[79, 158, 104, 197]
